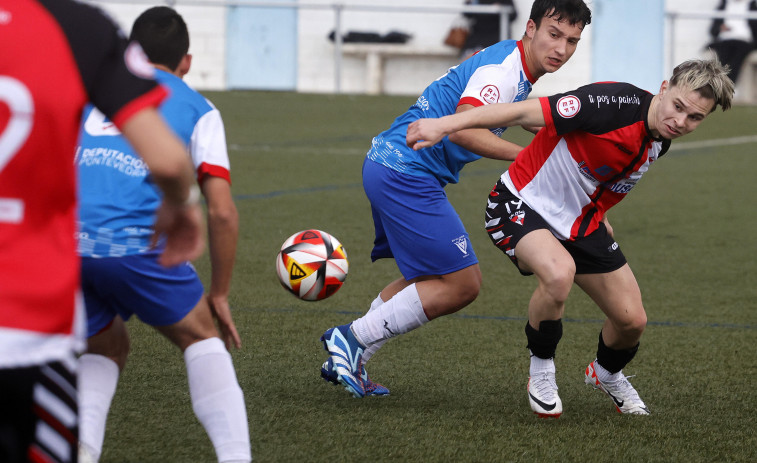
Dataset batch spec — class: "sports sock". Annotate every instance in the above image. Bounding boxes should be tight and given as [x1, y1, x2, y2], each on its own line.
[78, 353, 120, 461]
[368, 293, 384, 313]
[529, 350, 556, 376]
[592, 359, 621, 383]
[361, 293, 386, 364]
[595, 331, 639, 374]
[525, 319, 563, 360]
[184, 337, 251, 463]
[352, 283, 428, 347]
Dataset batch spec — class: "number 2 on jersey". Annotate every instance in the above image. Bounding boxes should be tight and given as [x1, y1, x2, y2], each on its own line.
[0, 76, 34, 223]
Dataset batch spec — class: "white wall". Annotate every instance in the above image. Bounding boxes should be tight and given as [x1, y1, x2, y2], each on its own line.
[295, 0, 593, 97]
[91, 0, 723, 96]
[666, 0, 722, 76]
[90, 0, 227, 90]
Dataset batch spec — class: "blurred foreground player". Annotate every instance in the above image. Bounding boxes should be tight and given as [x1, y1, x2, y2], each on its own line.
[0, 1, 203, 462]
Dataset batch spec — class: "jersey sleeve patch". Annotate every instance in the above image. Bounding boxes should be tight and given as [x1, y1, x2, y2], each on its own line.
[480, 85, 500, 104]
[124, 42, 155, 80]
[555, 95, 581, 119]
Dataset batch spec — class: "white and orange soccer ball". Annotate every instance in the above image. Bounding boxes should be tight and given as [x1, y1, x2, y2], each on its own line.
[275, 229, 349, 301]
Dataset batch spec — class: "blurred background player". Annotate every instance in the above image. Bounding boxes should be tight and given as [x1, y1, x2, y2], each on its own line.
[320, 0, 592, 399]
[706, 0, 757, 85]
[75, 6, 249, 463]
[0, 1, 203, 462]
[406, 58, 734, 418]
[461, 0, 519, 59]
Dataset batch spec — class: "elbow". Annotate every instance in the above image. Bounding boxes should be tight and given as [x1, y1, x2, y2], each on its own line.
[208, 202, 239, 231]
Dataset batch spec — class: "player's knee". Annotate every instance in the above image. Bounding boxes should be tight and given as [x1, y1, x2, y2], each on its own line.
[458, 268, 482, 305]
[458, 282, 480, 306]
[541, 267, 574, 304]
[616, 309, 647, 339]
[629, 311, 647, 337]
[442, 265, 481, 307]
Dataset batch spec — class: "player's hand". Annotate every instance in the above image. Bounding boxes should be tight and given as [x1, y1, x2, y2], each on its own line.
[207, 294, 242, 350]
[406, 118, 449, 150]
[152, 202, 205, 267]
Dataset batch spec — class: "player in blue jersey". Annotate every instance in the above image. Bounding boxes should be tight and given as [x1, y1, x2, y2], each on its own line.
[75, 7, 250, 463]
[320, 0, 592, 399]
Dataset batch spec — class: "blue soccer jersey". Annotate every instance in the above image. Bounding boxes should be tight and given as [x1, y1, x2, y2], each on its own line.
[76, 69, 231, 258]
[366, 40, 536, 186]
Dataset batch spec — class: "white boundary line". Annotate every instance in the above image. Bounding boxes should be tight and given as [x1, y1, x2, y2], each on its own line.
[231, 135, 757, 155]
[669, 135, 757, 152]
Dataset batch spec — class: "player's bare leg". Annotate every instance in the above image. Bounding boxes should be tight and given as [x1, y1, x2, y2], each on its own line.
[515, 229, 576, 418]
[576, 265, 650, 414]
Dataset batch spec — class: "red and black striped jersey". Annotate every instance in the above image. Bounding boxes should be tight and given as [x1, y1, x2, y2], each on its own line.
[502, 82, 671, 241]
[0, 0, 167, 367]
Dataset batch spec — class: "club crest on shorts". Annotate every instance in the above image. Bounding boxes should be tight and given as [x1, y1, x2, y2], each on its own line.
[452, 235, 469, 257]
[509, 210, 525, 225]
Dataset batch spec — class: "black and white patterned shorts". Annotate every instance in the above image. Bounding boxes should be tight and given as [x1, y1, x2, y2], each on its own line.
[485, 180, 627, 275]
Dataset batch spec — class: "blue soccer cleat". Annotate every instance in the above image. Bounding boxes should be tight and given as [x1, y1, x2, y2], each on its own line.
[320, 324, 366, 398]
[321, 358, 390, 397]
[361, 365, 390, 396]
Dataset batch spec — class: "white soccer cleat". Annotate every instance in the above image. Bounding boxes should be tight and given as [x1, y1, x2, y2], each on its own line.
[585, 360, 650, 415]
[528, 371, 563, 418]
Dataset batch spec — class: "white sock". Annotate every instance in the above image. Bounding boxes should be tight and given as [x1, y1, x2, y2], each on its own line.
[184, 337, 252, 463]
[368, 293, 384, 313]
[529, 350, 556, 376]
[78, 354, 120, 462]
[352, 283, 428, 347]
[361, 293, 386, 364]
[594, 360, 622, 383]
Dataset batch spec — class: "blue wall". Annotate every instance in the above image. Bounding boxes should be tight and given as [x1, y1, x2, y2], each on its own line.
[226, 4, 297, 90]
[591, 0, 665, 93]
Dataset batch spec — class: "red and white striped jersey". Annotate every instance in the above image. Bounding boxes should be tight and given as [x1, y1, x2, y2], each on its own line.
[0, 0, 166, 367]
[502, 82, 671, 241]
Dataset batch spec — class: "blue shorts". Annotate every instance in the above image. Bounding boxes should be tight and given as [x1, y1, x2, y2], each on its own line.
[80, 252, 204, 338]
[362, 159, 478, 280]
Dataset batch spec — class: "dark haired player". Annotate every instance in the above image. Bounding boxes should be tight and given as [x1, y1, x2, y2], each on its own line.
[75, 6, 249, 463]
[320, 0, 593, 399]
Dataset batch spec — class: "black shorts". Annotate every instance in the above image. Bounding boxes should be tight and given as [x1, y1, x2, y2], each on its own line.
[0, 360, 77, 463]
[485, 180, 627, 275]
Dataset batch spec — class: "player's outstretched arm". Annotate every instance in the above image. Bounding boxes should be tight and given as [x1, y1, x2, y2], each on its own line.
[444, 104, 524, 161]
[203, 177, 241, 350]
[120, 108, 205, 266]
[406, 98, 546, 151]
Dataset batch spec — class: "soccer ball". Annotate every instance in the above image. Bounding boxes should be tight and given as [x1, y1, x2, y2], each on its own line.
[275, 229, 349, 301]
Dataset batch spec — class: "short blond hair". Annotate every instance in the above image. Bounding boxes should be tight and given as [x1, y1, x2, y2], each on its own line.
[669, 58, 735, 112]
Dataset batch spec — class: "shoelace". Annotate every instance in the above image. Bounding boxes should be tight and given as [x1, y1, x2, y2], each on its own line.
[532, 372, 559, 401]
[603, 375, 644, 404]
